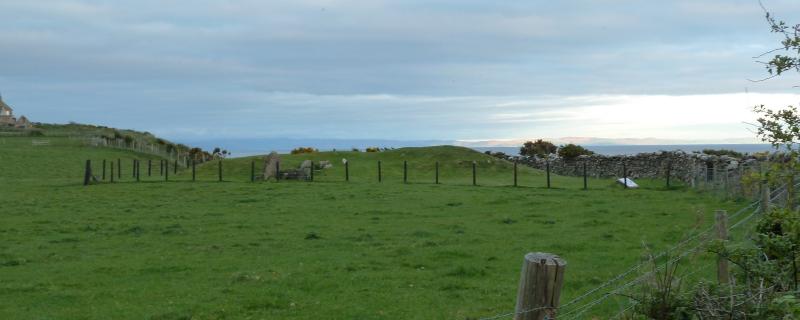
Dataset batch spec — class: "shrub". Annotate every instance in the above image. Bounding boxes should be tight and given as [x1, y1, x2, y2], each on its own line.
[290, 147, 317, 155]
[520, 139, 557, 157]
[26, 129, 44, 137]
[365, 147, 380, 152]
[351, 148, 361, 152]
[557, 144, 594, 159]
[701, 149, 743, 158]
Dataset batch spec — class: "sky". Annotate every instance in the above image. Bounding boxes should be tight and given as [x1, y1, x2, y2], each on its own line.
[2, 0, 800, 145]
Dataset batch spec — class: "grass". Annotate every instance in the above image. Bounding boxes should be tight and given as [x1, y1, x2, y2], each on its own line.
[0, 136, 748, 319]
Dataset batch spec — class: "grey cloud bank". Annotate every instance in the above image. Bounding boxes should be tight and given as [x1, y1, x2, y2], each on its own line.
[1, 0, 799, 143]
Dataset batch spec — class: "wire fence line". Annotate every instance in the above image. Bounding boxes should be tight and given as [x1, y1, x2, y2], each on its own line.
[476, 182, 793, 320]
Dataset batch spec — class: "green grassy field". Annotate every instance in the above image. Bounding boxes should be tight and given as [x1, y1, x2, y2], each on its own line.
[0, 136, 747, 319]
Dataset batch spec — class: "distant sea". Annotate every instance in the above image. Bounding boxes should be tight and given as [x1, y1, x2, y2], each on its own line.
[473, 144, 774, 156]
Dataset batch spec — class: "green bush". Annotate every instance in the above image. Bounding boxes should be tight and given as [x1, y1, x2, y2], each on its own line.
[519, 139, 557, 157]
[557, 144, 594, 159]
[291, 147, 318, 155]
[701, 149, 743, 158]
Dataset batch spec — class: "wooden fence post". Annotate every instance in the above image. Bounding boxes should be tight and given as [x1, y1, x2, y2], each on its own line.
[378, 160, 382, 183]
[435, 161, 439, 185]
[276, 161, 280, 182]
[136, 160, 140, 182]
[174, 159, 178, 174]
[583, 162, 588, 190]
[513, 160, 518, 187]
[546, 161, 551, 189]
[110, 161, 115, 183]
[623, 162, 628, 189]
[218, 160, 222, 182]
[404, 161, 408, 184]
[310, 161, 314, 182]
[117, 158, 121, 180]
[716, 210, 730, 285]
[345, 160, 349, 182]
[102, 159, 106, 180]
[160, 160, 164, 176]
[192, 160, 196, 182]
[761, 181, 771, 213]
[132, 159, 136, 178]
[148, 160, 152, 176]
[514, 252, 566, 320]
[83, 160, 92, 186]
[165, 161, 169, 181]
[251, 160, 255, 182]
[472, 161, 477, 186]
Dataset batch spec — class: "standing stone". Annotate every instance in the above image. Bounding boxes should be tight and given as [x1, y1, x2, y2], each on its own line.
[262, 151, 281, 181]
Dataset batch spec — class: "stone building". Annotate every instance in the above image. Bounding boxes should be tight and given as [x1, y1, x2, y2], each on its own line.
[0, 95, 33, 128]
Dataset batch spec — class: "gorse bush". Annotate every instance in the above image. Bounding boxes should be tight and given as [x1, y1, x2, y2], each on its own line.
[557, 144, 594, 159]
[520, 139, 557, 157]
[290, 147, 318, 155]
[365, 147, 380, 152]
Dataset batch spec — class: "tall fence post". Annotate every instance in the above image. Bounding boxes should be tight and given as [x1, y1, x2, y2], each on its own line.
[513, 160, 518, 187]
[174, 159, 178, 175]
[83, 160, 92, 186]
[165, 161, 169, 181]
[251, 160, 255, 182]
[716, 210, 730, 285]
[136, 160, 140, 182]
[345, 160, 349, 182]
[546, 161, 551, 189]
[435, 161, 439, 184]
[666, 161, 672, 188]
[132, 159, 136, 178]
[117, 158, 121, 180]
[192, 160, 196, 182]
[310, 161, 314, 182]
[148, 159, 152, 177]
[583, 162, 588, 190]
[110, 161, 115, 183]
[472, 161, 477, 186]
[623, 162, 628, 189]
[160, 160, 164, 176]
[514, 252, 566, 320]
[102, 159, 106, 180]
[403, 161, 408, 184]
[276, 161, 280, 182]
[218, 160, 223, 182]
[378, 160, 382, 182]
[761, 181, 771, 213]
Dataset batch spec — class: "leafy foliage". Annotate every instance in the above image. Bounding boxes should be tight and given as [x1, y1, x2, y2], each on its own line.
[701, 149, 744, 158]
[290, 147, 318, 154]
[519, 139, 557, 157]
[557, 143, 594, 160]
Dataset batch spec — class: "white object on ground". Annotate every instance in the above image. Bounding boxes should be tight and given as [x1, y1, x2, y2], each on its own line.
[617, 178, 639, 188]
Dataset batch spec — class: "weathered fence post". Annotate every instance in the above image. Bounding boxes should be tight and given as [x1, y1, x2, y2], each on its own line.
[404, 161, 408, 184]
[378, 160, 382, 182]
[345, 160, 349, 182]
[192, 160, 196, 182]
[583, 162, 588, 190]
[715, 210, 730, 285]
[435, 161, 439, 185]
[102, 159, 106, 180]
[472, 161, 477, 186]
[132, 159, 136, 178]
[251, 160, 255, 182]
[136, 160, 140, 182]
[174, 159, 178, 175]
[218, 160, 222, 182]
[514, 252, 566, 320]
[514, 161, 518, 187]
[117, 158, 121, 179]
[110, 161, 115, 183]
[83, 160, 92, 186]
[623, 162, 628, 189]
[276, 161, 280, 182]
[165, 161, 169, 181]
[546, 161, 551, 189]
[761, 181, 771, 213]
[666, 162, 672, 188]
[160, 160, 164, 176]
[310, 161, 314, 182]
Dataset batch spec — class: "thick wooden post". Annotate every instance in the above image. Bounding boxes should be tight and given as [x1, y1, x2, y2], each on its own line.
[160, 160, 164, 176]
[716, 210, 730, 285]
[192, 160, 196, 181]
[102, 159, 106, 180]
[623, 162, 628, 189]
[218, 160, 223, 182]
[514, 161, 518, 187]
[345, 160, 349, 182]
[117, 158, 121, 179]
[378, 160, 382, 182]
[132, 159, 136, 178]
[546, 161, 551, 189]
[514, 252, 566, 320]
[310, 161, 314, 182]
[251, 160, 255, 182]
[174, 159, 178, 175]
[83, 160, 92, 186]
[435, 161, 439, 185]
[472, 161, 477, 186]
[761, 181, 771, 213]
[276, 161, 280, 182]
[148, 160, 152, 176]
[136, 160, 140, 182]
[110, 162, 115, 183]
[583, 162, 588, 190]
[404, 161, 408, 184]
[165, 161, 169, 181]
